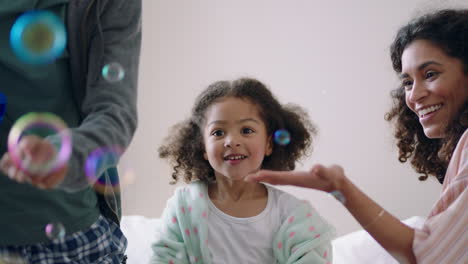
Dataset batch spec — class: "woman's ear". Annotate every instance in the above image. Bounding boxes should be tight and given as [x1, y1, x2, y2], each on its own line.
[204, 152, 208, 160]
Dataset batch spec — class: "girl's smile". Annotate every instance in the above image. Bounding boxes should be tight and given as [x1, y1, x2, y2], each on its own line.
[203, 97, 272, 181]
[223, 153, 248, 165]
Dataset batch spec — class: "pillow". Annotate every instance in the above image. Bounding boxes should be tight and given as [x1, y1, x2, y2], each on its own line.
[121, 215, 162, 264]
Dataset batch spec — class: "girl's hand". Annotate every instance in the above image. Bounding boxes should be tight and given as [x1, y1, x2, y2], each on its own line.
[0, 135, 68, 189]
[245, 164, 347, 193]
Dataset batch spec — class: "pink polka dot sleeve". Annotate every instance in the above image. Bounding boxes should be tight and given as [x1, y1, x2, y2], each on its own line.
[151, 182, 210, 264]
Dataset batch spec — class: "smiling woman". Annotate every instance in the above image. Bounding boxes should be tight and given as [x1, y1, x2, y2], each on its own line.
[387, 9, 468, 183]
[247, 8, 468, 264]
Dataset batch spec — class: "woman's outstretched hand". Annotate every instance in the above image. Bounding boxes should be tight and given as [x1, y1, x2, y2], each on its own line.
[245, 164, 346, 193]
[248, 163, 417, 264]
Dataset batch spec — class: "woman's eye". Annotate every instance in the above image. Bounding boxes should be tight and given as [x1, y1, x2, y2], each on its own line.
[242, 128, 254, 134]
[211, 130, 224, 137]
[402, 79, 413, 90]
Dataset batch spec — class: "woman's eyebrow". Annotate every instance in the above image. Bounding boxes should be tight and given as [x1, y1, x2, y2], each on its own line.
[399, 60, 442, 79]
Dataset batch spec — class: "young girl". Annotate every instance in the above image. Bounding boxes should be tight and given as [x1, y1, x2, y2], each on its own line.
[151, 78, 335, 264]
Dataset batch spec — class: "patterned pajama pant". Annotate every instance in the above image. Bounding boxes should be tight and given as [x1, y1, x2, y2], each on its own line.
[0, 215, 127, 264]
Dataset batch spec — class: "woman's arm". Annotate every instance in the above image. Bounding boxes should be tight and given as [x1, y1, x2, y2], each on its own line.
[337, 172, 416, 264]
[246, 165, 417, 264]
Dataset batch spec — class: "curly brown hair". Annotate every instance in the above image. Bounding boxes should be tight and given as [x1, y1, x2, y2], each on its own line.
[159, 77, 317, 184]
[386, 9, 468, 183]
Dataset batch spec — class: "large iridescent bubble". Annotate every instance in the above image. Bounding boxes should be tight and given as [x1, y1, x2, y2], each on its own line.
[85, 146, 123, 194]
[10, 10, 66, 64]
[7, 112, 71, 175]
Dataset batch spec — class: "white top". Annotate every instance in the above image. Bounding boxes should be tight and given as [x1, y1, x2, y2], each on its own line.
[207, 184, 302, 264]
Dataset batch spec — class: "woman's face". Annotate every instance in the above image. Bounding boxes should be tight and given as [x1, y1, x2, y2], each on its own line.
[400, 39, 468, 139]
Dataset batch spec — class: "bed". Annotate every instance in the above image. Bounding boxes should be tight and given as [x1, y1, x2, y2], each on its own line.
[120, 215, 425, 264]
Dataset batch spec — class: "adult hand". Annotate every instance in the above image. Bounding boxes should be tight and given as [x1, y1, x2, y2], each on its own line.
[245, 164, 347, 193]
[0, 135, 68, 189]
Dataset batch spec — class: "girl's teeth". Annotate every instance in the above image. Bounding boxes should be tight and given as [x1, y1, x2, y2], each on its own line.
[226, 155, 245, 160]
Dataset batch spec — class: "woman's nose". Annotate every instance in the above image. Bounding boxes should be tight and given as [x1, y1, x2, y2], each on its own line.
[407, 81, 429, 103]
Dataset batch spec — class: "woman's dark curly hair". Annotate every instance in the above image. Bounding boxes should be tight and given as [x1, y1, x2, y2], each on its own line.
[386, 9, 468, 183]
[159, 77, 317, 184]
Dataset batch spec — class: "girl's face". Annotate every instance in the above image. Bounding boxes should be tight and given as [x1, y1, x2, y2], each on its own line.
[401, 39, 468, 139]
[202, 97, 272, 181]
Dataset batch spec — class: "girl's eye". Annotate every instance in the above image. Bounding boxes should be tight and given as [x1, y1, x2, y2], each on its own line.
[242, 128, 254, 134]
[211, 130, 224, 137]
[402, 79, 413, 91]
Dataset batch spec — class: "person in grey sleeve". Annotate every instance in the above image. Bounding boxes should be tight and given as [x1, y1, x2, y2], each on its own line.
[0, 0, 141, 263]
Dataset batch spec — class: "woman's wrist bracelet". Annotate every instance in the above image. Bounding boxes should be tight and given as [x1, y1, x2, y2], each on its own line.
[363, 209, 385, 229]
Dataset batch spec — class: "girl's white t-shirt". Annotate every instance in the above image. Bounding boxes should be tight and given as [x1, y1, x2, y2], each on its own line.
[207, 184, 302, 264]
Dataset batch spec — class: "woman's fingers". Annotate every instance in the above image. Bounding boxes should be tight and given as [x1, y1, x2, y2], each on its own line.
[246, 164, 346, 192]
[246, 169, 322, 189]
[246, 170, 311, 186]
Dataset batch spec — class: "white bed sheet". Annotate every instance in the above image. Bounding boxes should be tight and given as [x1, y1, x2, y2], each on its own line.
[121, 215, 425, 264]
[121, 215, 162, 264]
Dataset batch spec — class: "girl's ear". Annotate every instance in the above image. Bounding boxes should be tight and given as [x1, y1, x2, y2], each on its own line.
[204, 152, 208, 160]
[265, 136, 273, 156]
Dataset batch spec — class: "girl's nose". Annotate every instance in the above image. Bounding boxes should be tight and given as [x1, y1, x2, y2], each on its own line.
[224, 136, 241, 148]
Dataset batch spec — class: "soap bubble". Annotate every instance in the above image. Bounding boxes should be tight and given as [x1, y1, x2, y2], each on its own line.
[120, 168, 137, 187]
[274, 129, 291, 146]
[102, 62, 125, 83]
[45, 222, 66, 240]
[7, 112, 71, 175]
[10, 10, 66, 64]
[85, 146, 123, 194]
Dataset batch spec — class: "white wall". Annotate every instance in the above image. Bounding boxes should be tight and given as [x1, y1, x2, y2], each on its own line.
[120, 0, 468, 236]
